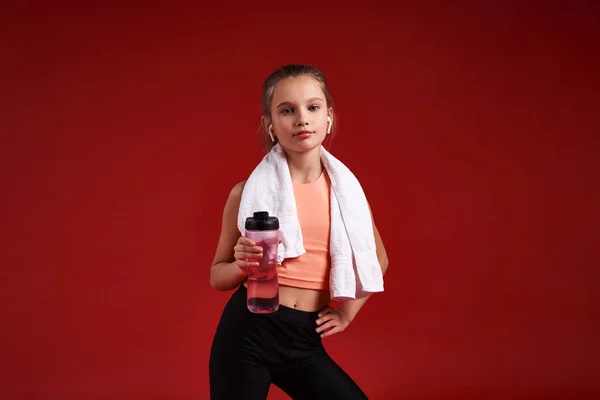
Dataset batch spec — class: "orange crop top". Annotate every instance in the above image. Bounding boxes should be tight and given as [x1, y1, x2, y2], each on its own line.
[278, 170, 331, 291]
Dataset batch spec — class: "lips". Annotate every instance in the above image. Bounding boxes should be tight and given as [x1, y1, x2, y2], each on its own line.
[293, 130, 315, 136]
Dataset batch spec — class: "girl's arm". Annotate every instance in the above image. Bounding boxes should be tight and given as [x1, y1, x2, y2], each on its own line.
[209, 181, 249, 291]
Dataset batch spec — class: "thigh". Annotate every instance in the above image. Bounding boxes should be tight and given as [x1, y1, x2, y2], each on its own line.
[273, 349, 368, 400]
[210, 358, 271, 400]
[209, 287, 272, 399]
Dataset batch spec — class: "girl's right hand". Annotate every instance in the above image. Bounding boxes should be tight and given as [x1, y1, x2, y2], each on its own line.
[233, 237, 263, 273]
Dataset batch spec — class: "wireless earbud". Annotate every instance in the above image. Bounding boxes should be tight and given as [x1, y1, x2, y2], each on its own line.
[327, 116, 332, 135]
[268, 125, 275, 142]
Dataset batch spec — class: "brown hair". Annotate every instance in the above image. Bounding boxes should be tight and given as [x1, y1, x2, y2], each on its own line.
[259, 64, 336, 152]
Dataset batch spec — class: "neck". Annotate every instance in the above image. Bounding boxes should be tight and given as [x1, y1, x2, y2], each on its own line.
[283, 146, 323, 184]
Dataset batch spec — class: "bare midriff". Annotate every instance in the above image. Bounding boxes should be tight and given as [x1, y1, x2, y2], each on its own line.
[243, 281, 330, 311]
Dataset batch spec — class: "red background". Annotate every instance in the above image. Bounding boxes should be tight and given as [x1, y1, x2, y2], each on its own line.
[1, 1, 598, 399]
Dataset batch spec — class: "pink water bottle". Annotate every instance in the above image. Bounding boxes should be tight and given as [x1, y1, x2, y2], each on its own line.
[245, 211, 280, 314]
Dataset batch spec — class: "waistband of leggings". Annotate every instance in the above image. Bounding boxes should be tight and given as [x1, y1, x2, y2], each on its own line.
[235, 284, 321, 325]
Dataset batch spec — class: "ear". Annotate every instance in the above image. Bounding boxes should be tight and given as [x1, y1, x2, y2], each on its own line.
[260, 116, 271, 134]
[328, 108, 334, 127]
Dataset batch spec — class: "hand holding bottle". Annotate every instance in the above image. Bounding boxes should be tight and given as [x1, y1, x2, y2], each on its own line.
[233, 236, 263, 274]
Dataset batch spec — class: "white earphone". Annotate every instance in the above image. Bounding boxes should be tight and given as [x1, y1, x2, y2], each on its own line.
[268, 125, 275, 142]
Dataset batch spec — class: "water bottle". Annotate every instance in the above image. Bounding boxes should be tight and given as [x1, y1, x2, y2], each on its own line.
[244, 211, 280, 314]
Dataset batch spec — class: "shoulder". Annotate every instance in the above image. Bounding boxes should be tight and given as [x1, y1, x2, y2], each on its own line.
[221, 180, 247, 220]
[228, 180, 247, 203]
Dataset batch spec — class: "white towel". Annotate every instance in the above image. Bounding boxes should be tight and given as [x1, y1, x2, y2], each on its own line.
[237, 143, 384, 300]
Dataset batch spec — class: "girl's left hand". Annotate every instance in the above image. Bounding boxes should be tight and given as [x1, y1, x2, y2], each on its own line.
[315, 306, 351, 339]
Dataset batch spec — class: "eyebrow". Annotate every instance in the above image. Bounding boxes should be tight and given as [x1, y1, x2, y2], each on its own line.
[276, 97, 324, 108]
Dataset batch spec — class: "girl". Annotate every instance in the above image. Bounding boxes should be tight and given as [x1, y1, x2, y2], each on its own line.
[209, 64, 388, 399]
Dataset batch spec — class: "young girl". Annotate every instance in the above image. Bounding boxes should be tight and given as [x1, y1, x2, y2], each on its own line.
[209, 64, 388, 399]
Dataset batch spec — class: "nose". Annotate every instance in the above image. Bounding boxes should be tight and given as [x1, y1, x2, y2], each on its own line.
[296, 109, 309, 127]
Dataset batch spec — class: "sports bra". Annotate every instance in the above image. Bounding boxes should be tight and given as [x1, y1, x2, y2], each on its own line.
[277, 170, 331, 291]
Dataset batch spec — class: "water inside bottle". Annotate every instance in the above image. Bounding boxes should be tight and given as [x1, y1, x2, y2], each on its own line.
[247, 238, 279, 313]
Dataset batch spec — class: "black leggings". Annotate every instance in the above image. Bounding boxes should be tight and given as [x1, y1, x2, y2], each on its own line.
[209, 285, 367, 399]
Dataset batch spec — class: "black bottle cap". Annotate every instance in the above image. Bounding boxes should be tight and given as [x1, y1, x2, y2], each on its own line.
[245, 211, 279, 231]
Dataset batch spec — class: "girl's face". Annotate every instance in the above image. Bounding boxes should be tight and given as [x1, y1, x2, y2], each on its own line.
[268, 76, 332, 153]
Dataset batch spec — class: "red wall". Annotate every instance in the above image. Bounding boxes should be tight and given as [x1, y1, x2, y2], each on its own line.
[1, 1, 598, 399]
